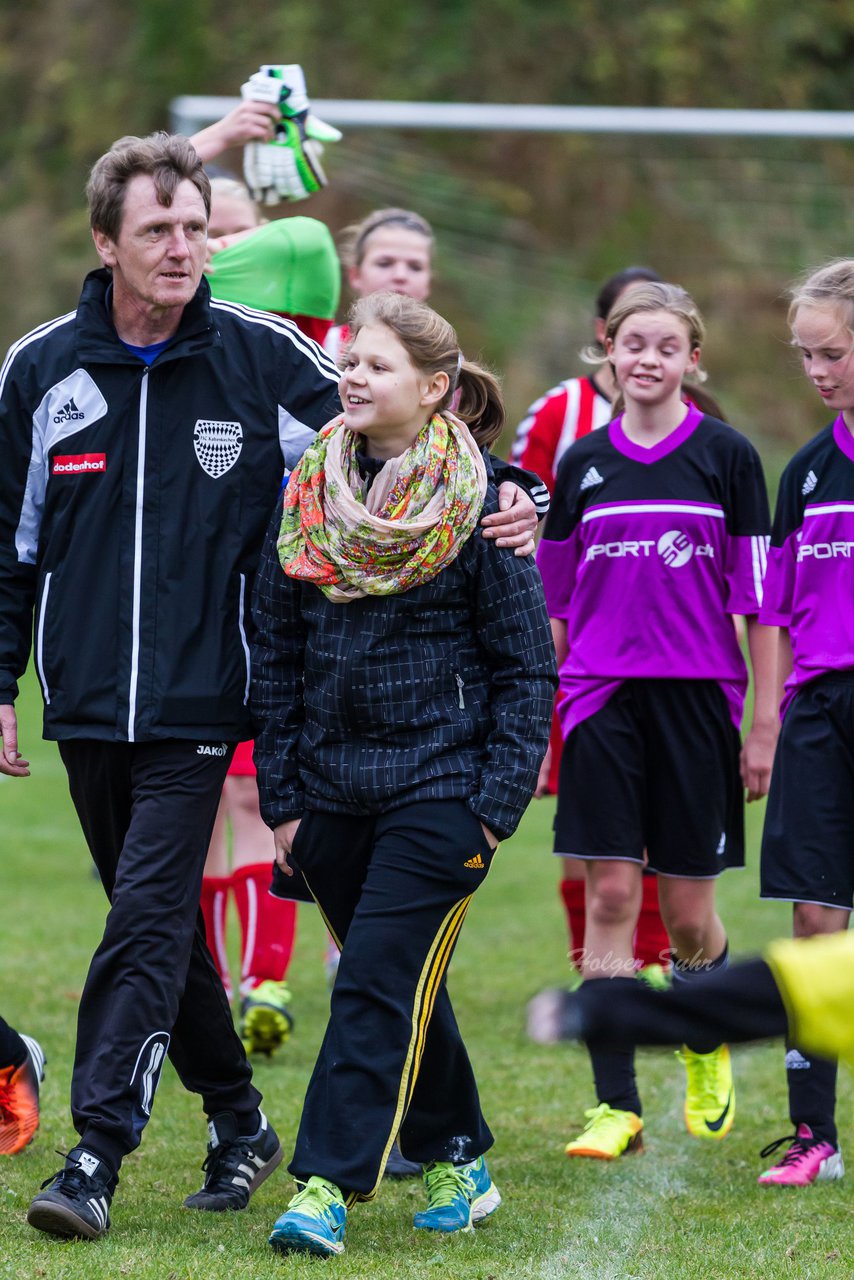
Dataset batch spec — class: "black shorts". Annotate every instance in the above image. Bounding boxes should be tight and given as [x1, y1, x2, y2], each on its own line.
[554, 679, 744, 878]
[761, 673, 854, 910]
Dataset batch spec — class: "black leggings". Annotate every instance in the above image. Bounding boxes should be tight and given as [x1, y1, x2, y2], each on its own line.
[577, 960, 787, 1055]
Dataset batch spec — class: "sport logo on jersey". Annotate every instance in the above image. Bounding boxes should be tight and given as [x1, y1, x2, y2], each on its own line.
[39, 370, 108, 443]
[586, 530, 714, 565]
[52, 397, 86, 425]
[580, 466, 604, 492]
[657, 530, 695, 568]
[797, 541, 854, 561]
[52, 453, 106, 475]
[801, 470, 818, 497]
[193, 420, 243, 478]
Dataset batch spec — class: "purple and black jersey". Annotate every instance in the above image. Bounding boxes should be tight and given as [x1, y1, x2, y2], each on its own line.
[761, 415, 854, 714]
[537, 404, 770, 736]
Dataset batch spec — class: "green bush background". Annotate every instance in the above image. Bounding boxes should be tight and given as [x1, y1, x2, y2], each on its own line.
[4, 3, 854, 467]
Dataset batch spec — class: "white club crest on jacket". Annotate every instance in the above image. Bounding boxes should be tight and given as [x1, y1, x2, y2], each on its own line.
[193, 419, 243, 478]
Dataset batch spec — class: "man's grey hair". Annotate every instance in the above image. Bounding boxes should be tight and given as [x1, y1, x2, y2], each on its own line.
[87, 132, 211, 240]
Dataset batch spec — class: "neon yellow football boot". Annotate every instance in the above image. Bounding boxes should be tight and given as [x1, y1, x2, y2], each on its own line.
[565, 1102, 644, 1159]
[677, 1044, 735, 1139]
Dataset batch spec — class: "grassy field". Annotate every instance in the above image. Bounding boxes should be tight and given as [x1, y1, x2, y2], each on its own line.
[1, 667, 852, 1279]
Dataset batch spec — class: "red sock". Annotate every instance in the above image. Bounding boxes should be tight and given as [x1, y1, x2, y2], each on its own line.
[200, 875, 233, 1001]
[232, 862, 298, 995]
[547, 712, 564, 795]
[635, 874, 670, 972]
[559, 876, 586, 970]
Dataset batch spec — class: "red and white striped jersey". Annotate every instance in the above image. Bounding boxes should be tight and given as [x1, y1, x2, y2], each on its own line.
[510, 375, 612, 493]
[323, 323, 351, 364]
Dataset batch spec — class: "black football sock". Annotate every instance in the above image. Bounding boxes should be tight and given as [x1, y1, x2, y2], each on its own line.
[0, 1017, 28, 1069]
[586, 981, 642, 1116]
[785, 1043, 838, 1147]
[672, 943, 729, 1053]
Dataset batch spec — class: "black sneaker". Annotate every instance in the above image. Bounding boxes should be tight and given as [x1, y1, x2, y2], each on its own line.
[27, 1148, 116, 1240]
[184, 1110, 283, 1211]
[384, 1140, 421, 1179]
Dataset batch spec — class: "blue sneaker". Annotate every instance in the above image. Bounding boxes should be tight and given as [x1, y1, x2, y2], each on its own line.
[413, 1156, 501, 1233]
[269, 1176, 346, 1257]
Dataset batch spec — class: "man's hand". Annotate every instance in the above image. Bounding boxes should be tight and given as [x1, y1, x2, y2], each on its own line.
[190, 99, 280, 164]
[273, 818, 301, 872]
[242, 65, 342, 204]
[481, 482, 537, 556]
[0, 704, 30, 777]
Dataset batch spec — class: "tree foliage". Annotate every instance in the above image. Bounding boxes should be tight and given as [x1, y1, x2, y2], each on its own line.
[2, 1, 854, 448]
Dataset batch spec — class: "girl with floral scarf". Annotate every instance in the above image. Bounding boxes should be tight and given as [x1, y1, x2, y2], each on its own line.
[252, 291, 556, 1258]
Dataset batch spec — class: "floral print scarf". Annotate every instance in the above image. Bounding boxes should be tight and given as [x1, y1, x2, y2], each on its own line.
[277, 412, 488, 602]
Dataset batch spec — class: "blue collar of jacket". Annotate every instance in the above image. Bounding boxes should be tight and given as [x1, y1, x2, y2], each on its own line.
[73, 268, 221, 365]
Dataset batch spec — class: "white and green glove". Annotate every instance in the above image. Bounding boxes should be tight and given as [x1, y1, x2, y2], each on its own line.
[241, 64, 342, 204]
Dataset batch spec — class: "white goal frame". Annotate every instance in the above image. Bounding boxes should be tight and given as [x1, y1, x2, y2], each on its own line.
[171, 97, 854, 141]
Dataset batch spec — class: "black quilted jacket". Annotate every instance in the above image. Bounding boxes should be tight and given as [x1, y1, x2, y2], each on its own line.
[251, 461, 557, 842]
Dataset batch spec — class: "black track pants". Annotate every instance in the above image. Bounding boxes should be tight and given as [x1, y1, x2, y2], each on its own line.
[60, 740, 261, 1171]
[287, 801, 496, 1202]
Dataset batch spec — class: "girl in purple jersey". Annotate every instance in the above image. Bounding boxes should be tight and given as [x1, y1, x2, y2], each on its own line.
[537, 283, 777, 1161]
[756, 259, 854, 1188]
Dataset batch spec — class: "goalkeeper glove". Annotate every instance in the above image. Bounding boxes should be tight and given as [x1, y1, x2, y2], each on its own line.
[241, 64, 342, 204]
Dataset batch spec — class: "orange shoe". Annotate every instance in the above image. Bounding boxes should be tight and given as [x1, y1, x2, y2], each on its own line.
[0, 1036, 45, 1155]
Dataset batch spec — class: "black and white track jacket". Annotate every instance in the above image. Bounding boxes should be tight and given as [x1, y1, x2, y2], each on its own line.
[0, 269, 341, 742]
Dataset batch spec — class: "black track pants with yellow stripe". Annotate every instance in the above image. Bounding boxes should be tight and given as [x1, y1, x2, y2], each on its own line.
[287, 799, 496, 1202]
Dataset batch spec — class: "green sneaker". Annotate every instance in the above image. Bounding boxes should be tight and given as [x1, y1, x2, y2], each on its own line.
[637, 962, 671, 992]
[564, 966, 584, 993]
[268, 1177, 346, 1257]
[565, 1103, 644, 1159]
[677, 1044, 735, 1140]
[240, 980, 294, 1057]
[413, 1157, 501, 1233]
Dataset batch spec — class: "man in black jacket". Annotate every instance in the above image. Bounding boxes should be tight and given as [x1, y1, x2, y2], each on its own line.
[0, 132, 343, 1241]
[0, 132, 542, 1241]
